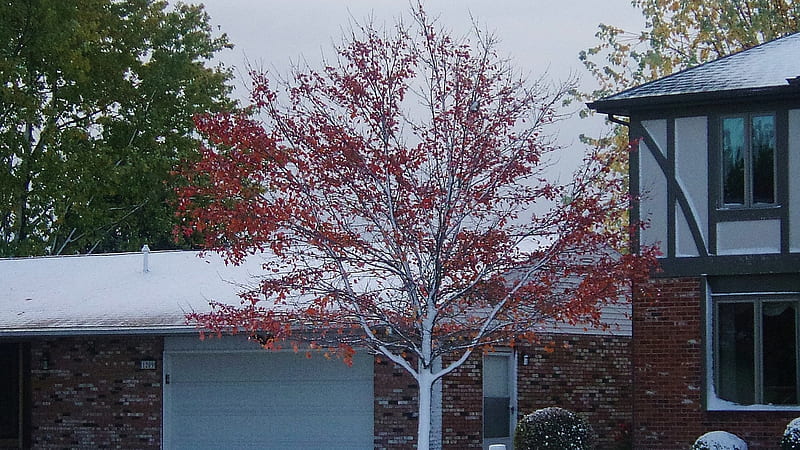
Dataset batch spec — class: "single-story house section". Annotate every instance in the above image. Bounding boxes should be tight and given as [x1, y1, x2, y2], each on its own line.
[0, 249, 634, 449]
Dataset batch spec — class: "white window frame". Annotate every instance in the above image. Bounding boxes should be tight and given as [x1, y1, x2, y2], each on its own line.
[706, 290, 800, 411]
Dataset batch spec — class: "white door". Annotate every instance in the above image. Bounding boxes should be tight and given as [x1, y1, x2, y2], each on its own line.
[483, 352, 516, 450]
[163, 336, 373, 450]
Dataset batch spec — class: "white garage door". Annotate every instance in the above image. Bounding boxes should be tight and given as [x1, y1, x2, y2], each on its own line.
[163, 336, 374, 450]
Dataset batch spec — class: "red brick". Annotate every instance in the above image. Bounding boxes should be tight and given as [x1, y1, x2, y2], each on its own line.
[632, 277, 796, 449]
[28, 336, 162, 449]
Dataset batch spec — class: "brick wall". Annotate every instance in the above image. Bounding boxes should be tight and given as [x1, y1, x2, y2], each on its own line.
[374, 335, 633, 450]
[517, 335, 633, 449]
[441, 355, 482, 449]
[373, 353, 485, 450]
[17, 332, 633, 449]
[374, 356, 418, 449]
[28, 336, 162, 449]
[633, 277, 797, 449]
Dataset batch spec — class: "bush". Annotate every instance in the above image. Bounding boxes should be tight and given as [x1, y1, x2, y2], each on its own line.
[691, 431, 747, 450]
[782, 417, 800, 450]
[514, 407, 597, 450]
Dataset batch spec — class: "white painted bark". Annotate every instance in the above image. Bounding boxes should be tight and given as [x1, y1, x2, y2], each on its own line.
[417, 366, 434, 450]
[430, 359, 443, 450]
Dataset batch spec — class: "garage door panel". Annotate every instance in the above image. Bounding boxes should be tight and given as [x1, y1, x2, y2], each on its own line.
[169, 414, 373, 447]
[168, 437, 367, 450]
[169, 352, 370, 382]
[164, 339, 374, 450]
[170, 380, 370, 406]
[168, 436, 367, 450]
[170, 382, 373, 413]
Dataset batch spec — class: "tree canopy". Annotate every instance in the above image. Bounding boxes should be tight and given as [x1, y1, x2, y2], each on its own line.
[581, 0, 800, 103]
[0, 0, 236, 256]
[577, 0, 800, 207]
[177, 5, 657, 448]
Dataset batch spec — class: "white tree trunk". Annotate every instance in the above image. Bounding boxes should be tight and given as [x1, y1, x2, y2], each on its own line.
[430, 370, 443, 450]
[417, 367, 434, 450]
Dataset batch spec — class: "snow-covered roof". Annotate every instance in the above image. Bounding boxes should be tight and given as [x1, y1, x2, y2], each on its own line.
[536, 304, 631, 337]
[0, 250, 631, 337]
[0, 250, 266, 336]
[589, 32, 800, 115]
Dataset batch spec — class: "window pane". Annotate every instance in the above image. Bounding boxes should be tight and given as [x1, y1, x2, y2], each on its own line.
[722, 117, 745, 205]
[718, 302, 755, 404]
[483, 355, 509, 397]
[763, 302, 797, 404]
[483, 397, 511, 438]
[751, 115, 775, 204]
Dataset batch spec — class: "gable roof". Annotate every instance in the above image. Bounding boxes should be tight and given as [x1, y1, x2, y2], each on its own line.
[589, 32, 800, 115]
[0, 250, 267, 335]
[0, 250, 632, 337]
[0, 251, 631, 338]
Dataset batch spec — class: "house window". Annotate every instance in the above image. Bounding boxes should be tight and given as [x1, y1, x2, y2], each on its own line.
[0, 343, 22, 447]
[714, 295, 799, 405]
[721, 113, 775, 206]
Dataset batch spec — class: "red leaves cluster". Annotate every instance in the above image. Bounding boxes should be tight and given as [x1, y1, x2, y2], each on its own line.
[175, 6, 658, 371]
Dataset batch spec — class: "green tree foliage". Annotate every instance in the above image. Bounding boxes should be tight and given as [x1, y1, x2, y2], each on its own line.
[0, 0, 236, 256]
[578, 0, 800, 196]
[582, 0, 800, 103]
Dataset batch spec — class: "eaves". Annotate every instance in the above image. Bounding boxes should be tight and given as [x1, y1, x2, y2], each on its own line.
[588, 86, 800, 117]
[0, 325, 198, 338]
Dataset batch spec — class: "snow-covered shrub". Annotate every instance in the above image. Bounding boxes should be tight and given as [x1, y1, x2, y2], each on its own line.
[782, 417, 800, 449]
[514, 407, 597, 450]
[691, 431, 747, 450]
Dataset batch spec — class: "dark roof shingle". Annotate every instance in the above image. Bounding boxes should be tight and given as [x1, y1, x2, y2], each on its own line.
[589, 32, 800, 114]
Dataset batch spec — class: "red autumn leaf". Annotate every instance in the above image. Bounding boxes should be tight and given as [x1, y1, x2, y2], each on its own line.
[176, 4, 658, 448]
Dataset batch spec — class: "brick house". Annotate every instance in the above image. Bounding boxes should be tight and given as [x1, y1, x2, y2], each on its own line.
[1, 249, 632, 449]
[589, 32, 800, 449]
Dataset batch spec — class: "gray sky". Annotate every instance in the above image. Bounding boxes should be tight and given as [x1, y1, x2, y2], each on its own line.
[191, 0, 644, 177]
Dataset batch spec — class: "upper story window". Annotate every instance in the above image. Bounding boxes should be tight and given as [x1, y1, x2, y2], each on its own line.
[721, 113, 776, 207]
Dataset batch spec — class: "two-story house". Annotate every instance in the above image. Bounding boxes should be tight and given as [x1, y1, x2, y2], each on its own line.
[589, 32, 800, 449]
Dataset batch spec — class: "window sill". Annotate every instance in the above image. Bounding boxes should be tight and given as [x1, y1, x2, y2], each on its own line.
[714, 205, 782, 221]
[707, 395, 800, 411]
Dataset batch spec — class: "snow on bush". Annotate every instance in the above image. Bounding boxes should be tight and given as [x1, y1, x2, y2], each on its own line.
[514, 407, 597, 450]
[691, 431, 747, 450]
[782, 417, 800, 450]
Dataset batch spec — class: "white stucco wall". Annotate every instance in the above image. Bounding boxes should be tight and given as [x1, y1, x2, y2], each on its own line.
[716, 220, 782, 254]
[674, 117, 709, 256]
[790, 109, 800, 253]
[676, 212, 699, 257]
[642, 120, 667, 157]
[639, 138, 667, 253]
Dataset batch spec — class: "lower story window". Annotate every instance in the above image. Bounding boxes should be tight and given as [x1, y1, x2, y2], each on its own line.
[715, 295, 799, 405]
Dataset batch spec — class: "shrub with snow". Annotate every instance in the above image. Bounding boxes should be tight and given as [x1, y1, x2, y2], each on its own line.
[514, 407, 597, 450]
[782, 417, 800, 450]
[691, 431, 747, 450]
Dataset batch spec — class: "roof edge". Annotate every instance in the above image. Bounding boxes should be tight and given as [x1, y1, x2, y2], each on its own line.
[588, 85, 800, 116]
[0, 325, 198, 338]
[588, 31, 800, 112]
